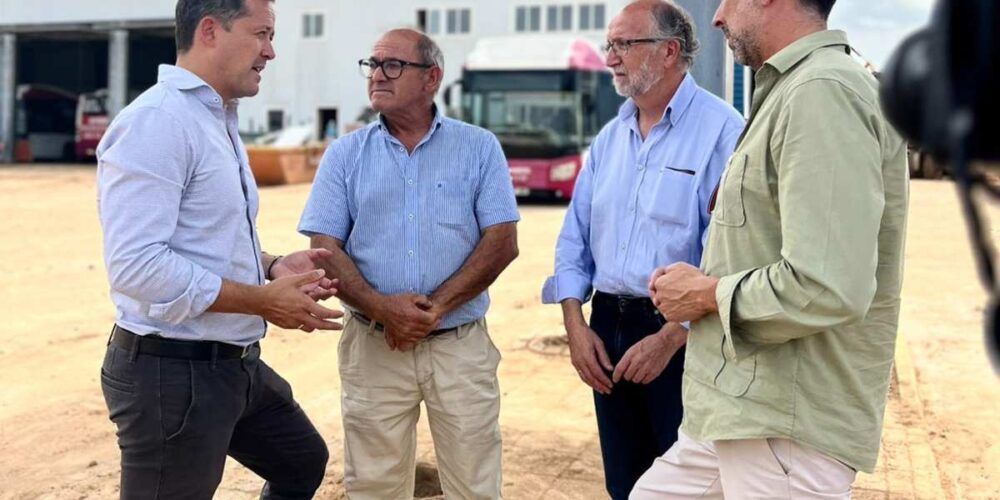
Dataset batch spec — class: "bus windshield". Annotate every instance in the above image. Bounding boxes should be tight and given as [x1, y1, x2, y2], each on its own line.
[463, 90, 580, 158]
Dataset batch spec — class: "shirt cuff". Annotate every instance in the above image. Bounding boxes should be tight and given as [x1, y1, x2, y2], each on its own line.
[714, 269, 754, 361]
[147, 270, 223, 325]
[478, 211, 521, 230]
[298, 221, 349, 242]
[541, 273, 593, 304]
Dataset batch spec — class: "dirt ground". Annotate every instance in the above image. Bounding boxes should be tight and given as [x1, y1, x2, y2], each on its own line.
[0, 165, 997, 499]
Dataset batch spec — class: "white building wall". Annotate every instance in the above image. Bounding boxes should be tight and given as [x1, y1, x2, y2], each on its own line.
[0, 0, 174, 25]
[246, 0, 631, 135]
[2, 0, 737, 137]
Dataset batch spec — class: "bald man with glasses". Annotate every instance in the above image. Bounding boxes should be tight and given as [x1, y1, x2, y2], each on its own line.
[299, 29, 520, 499]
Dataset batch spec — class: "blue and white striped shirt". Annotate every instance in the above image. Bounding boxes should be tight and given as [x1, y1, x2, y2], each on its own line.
[542, 74, 745, 303]
[97, 65, 266, 345]
[299, 108, 520, 329]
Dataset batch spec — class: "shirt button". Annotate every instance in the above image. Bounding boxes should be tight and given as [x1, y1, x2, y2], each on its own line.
[399, 147, 405, 152]
[408, 213, 415, 220]
[408, 250, 414, 256]
[408, 179, 414, 185]
[620, 244, 626, 250]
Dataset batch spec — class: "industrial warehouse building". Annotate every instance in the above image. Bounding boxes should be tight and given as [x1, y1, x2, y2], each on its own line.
[0, 0, 746, 163]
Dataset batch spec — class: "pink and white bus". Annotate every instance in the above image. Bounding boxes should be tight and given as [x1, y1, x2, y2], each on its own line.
[454, 36, 623, 200]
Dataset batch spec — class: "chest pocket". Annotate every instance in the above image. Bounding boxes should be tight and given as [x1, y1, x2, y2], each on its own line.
[433, 179, 474, 227]
[712, 154, 747, 227]
[714, 350, 758, 397]
[646, 167, 696, 226]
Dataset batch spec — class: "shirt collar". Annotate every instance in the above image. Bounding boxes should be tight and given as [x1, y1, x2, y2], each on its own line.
[157, 64, 237, 109]
[763, 30, 851, 75]
[616, 72, 699, 128]
[376, 104, 445, 135]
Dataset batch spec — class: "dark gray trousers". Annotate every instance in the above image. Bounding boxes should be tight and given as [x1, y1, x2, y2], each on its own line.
[100, 342, 328, 499]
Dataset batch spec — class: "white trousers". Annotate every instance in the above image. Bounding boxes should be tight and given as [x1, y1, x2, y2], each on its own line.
[338, 313, 503, 499]
[630, 429, 856, 499]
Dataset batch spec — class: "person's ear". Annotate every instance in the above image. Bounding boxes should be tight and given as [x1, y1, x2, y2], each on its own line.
[426, 65, 444, 93]
[196, 16, 223, 49]
[662, 39, 682, 70]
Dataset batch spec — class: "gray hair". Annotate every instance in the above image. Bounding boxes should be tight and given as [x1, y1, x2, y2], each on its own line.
[175, 0, 273, 54]
[415, 31, 445, 71]
[647, 0, 699, 69]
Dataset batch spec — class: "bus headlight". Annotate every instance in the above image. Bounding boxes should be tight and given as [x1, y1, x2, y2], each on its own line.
[550, 161, 577, 182]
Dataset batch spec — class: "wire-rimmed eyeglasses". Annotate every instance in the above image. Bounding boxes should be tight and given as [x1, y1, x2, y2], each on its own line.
[600, 38, 671, 56]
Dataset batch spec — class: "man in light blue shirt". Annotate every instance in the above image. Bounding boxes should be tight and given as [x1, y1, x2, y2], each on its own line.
[96, 1, 342, 497]
[541, 1, 744, 498]
[299, 29, 519, 499]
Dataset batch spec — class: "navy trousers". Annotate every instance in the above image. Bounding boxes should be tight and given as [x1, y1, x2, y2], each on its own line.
[590, 291, 685, 500]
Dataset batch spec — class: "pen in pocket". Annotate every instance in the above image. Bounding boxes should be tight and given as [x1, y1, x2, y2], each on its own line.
[664, 166, 696, 175]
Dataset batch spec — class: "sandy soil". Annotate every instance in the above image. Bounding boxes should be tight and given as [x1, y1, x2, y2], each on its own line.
[0, 166, 996, 499]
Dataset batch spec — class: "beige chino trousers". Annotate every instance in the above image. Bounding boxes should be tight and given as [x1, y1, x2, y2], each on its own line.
[630, 429, 856, 499]
[338, 312, 503, 499]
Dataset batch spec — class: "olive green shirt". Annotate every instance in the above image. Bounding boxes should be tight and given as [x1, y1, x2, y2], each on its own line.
[681, 30, 908, 473]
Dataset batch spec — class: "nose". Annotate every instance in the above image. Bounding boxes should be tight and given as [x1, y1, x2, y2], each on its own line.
[263, 39, 276, 60]
[370, 65, 389, 82]
[605, 49, 621, 68]
[712, 3, 725, 28]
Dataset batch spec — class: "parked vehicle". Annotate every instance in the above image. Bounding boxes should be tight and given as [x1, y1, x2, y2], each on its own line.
[448, 36, 624, 200]
[14, 84, 77, 162]
[74, 89, 110, 161]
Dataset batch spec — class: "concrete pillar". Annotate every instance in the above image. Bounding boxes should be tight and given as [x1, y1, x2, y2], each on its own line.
[0, 33, 16, 164]
[676, 0, 727, 100]
[108, 29, 129, 118]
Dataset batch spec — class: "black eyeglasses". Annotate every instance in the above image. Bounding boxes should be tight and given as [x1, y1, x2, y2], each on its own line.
[601, 38, 671, 56]
[359, 58, 434, 80]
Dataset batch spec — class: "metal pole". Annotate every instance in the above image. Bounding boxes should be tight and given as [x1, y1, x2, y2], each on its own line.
[108, 29, 129, 118]
[676, 0, 727, 100]
[0, 33, 16, 164]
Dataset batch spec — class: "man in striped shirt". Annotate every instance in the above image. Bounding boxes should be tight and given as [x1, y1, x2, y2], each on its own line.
[299, 29, 520, 499]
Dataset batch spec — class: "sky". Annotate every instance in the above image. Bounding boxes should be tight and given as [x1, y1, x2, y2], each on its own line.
[827, 0, 936, 69]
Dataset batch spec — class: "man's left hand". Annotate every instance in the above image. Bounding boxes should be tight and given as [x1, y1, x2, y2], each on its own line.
[384, 298, 450, 351]
[650, 262, 719, 322]
[271, 249, 338, 301]
[612, 322, 686, 384]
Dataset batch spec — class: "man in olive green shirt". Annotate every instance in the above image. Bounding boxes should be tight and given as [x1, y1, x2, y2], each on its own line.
[631, 0, 908, 497]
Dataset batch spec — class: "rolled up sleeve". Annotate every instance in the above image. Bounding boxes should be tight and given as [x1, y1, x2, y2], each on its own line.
[97, 107, 222, 325]
[542, 150, 597, 304]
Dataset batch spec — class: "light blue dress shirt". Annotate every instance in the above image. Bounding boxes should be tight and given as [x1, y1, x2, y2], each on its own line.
[542, 74, 745, 303]
[96, 65, 265, 346]
[299, 108, 520, 329]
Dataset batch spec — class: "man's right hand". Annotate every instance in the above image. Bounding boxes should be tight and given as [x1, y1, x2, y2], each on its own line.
[566, 320, 614, 395]
[376, 293, 440, 350]
[257, 270, 345, 332]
